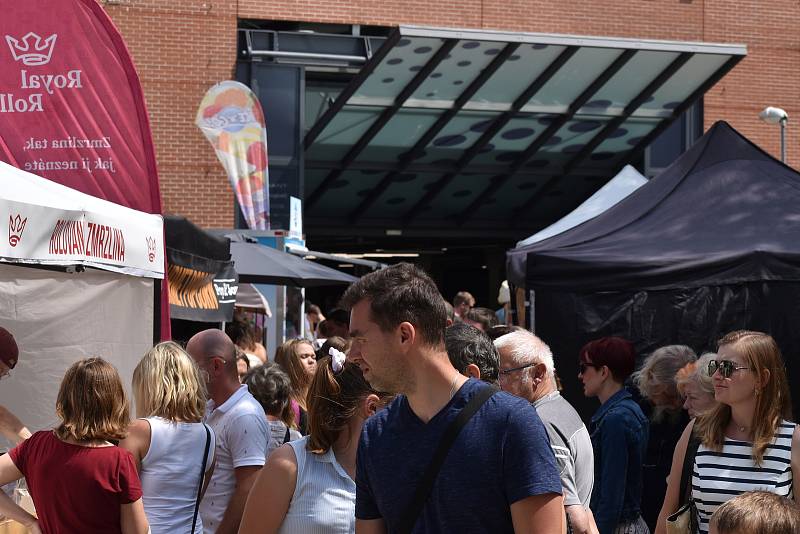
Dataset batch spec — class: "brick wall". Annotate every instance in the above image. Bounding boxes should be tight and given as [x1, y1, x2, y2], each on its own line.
[102, 0, 800, 228]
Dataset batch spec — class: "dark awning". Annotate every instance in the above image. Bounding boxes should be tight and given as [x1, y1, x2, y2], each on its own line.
[303, 25, 746, 234]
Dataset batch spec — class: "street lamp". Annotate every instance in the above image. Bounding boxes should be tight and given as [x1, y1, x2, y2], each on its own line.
[759, 106, 788, 163]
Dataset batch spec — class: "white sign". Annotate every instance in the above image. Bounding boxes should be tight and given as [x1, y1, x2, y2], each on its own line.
[0, 161, 164, 278]
[289, 196, 302, 239]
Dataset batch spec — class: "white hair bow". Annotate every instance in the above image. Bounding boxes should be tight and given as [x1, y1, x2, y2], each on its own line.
[329, 347, 346, 373]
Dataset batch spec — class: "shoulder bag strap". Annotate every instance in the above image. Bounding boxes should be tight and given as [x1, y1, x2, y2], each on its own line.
[283, 424, 291, 445]
[191, 424, 212, 533]
[678, 432, 701, 506]
[396, 385, 499, 534]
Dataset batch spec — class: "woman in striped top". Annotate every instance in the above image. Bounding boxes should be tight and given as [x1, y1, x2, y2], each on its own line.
[655, 331, 800, 534]
[239, 351, 390, 534]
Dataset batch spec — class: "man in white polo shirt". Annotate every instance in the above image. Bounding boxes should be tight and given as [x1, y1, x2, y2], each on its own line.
[187, 329, 270, 534]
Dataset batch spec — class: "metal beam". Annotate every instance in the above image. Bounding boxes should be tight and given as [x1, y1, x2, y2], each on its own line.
[303, 29, 401, 149]
[402, 45, 580, 224]
[347, 42, 521, 223]
[510, 53, 743, 222]
[458, 49, 637, 224]
[305, 39, 457, 210]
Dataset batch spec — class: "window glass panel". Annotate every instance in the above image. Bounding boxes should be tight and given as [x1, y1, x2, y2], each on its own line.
[470, 44, 568, 108]
[470, 115, 545, 166]
[587, 118, 660, 164]
[357, 109, 443, 163]
[416, 111, 501, 165]
[314, 170, 387, 214]
[305, 106, 381, 161]
[521, 117, 613, 170]
[639, 54, 731, 113]
[578, 50, 680, 114]
[427, 174, 491, 216]
[409, 39, 499, 103]
[351, 37, 445, 101]
[363, 173, 442, 218]
[524, 47, 623, 110]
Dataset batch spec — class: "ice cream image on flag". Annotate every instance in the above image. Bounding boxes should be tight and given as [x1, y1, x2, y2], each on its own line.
[196, 81, 270, 229]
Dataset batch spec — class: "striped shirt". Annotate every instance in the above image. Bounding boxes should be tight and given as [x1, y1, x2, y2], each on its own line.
[278, 436, 356, 534]
[692, 420, 795, 533]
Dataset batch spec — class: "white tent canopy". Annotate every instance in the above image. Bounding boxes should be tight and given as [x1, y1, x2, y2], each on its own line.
[0, 163, 163, 444]
[0, 161, 164, 279]
[516, 165, 647, 247]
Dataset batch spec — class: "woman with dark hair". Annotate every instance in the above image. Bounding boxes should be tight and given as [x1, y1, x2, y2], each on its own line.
[655, 331, 799, 534]
[579, 336, 650, 534]
[239, 351, 391, 533]
[274, 339, 317, 435]
[0, 358, 149, 533]
[243, 361, 302, 457]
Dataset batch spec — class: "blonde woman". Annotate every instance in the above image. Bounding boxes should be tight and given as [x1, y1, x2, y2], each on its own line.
[0, 358, 148, 533]
[121, 342, 216, 534]
[274, 339, 317, 435]
[675, 353, 717, 418]
[655, 331, 800, 534]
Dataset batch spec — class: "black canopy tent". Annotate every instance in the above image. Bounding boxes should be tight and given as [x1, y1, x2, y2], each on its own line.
[507, 121, 800, 420]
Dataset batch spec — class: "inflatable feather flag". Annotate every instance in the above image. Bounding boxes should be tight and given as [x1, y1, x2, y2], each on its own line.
[196, 81, 270, 229]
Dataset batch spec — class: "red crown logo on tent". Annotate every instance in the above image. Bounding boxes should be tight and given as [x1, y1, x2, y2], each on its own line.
[5, 32, 57, 66]
[8, 214, 27, 247]
[146, 236, 156, 262]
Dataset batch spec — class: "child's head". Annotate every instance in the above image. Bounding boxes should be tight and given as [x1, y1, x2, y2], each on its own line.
[710, 491, 800, 534]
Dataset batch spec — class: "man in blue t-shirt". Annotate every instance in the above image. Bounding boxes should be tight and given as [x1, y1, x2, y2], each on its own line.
[341, 263, 564, 534]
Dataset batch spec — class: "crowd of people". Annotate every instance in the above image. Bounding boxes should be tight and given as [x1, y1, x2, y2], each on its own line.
[0, 262, 798, 533]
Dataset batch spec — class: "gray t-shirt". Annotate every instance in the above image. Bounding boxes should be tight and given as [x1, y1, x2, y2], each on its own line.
[533, 390, 594, 507]
[267, 420, 302, 458]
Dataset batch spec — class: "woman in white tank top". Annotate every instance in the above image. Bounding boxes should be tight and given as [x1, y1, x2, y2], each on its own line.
[239, 349, 391, 534]
[121, 342, 216, 534]
[655, 331, 800, 534]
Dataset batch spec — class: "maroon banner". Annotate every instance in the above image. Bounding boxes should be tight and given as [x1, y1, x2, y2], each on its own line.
[0, 0, 169, 337]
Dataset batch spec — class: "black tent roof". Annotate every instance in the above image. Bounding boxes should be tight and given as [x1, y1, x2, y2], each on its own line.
[507, 121, 800, 291]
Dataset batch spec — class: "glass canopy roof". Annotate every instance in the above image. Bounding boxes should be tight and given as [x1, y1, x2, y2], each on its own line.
[303, 25, 745, 231]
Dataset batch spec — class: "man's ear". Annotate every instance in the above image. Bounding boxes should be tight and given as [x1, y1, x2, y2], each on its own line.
[532, 362, 547, 385]
[362, 393, 381, 418]
[398, 322, 416, 349]
[464, 363, 481, 380]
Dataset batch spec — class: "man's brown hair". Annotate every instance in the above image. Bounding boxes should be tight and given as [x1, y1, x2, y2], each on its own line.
[711, 491, 800, 534]
[340, 262, 447, 348]
[54, 358, 130, 442]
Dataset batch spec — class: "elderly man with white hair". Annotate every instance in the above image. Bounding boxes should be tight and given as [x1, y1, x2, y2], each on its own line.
[494, 330, 598, 534]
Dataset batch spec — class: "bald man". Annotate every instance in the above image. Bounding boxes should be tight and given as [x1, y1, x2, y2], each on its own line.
[0, 328, 30, 445]
[187, 329, 270, 534]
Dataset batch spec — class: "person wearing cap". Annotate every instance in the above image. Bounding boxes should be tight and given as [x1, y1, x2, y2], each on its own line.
[0, 328, 31, 445]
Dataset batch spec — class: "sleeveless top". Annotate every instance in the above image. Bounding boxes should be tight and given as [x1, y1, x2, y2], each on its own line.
[692, 420, 795, 534]
[140, 417, 216, 534]
[278, 436, 356, 534]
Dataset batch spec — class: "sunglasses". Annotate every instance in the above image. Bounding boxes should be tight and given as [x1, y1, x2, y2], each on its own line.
[708, 359, 751, 379]
[578, 362, 601, 374]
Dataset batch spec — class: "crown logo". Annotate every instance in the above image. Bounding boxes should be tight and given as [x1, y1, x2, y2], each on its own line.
[5, 32, 57, 66]
[8, 215, 27, 247]
[146, 236, 156, 262]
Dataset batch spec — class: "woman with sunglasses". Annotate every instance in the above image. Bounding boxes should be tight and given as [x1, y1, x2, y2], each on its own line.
[654, 331, 800, 534]
[579, 336, 650, 534]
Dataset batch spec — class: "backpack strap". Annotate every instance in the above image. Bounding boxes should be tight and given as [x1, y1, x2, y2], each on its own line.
[396, 384, 499, 534]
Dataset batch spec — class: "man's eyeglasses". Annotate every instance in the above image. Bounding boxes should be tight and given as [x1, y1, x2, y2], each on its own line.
[578, 362, 600, 375]
[708, 359, 751, 379]
[499, 362, 536, 375]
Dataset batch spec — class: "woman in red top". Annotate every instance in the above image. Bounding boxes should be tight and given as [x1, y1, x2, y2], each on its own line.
[0, 357, 149, 534]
